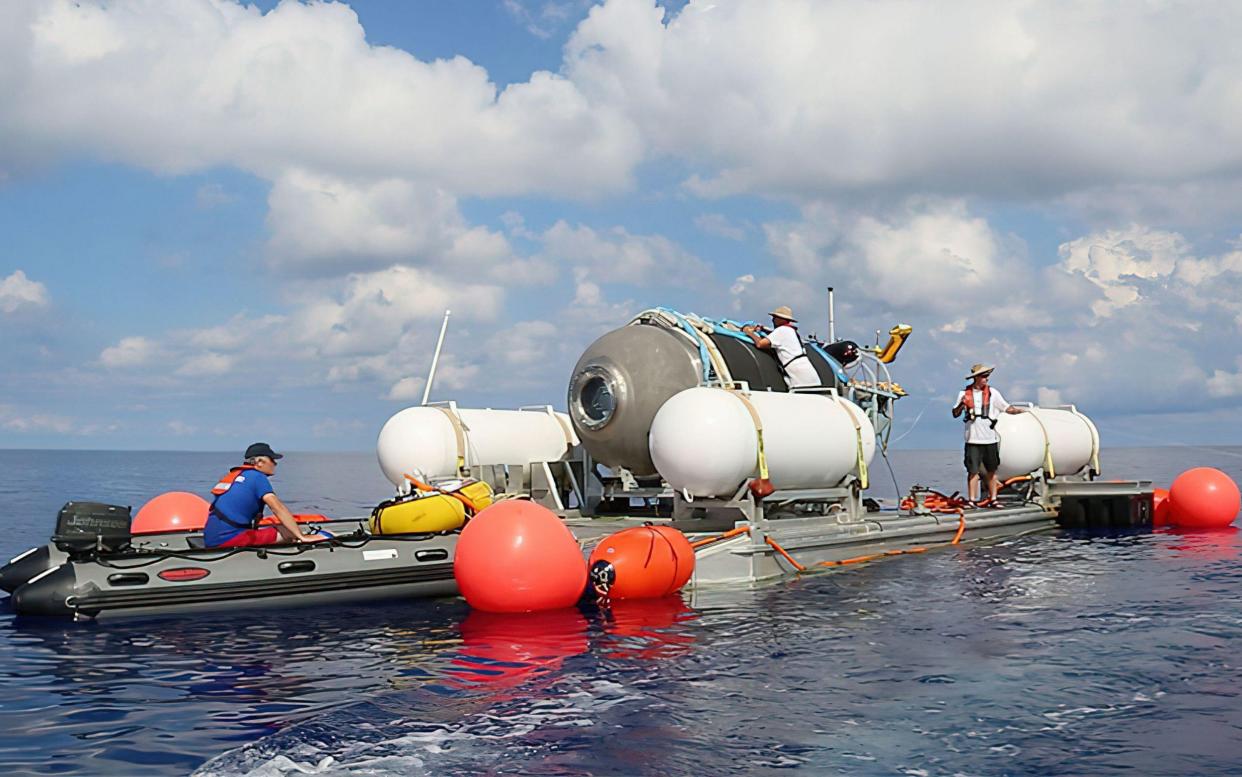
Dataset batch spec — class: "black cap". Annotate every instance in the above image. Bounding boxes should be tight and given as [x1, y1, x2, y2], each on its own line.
[244, 442, 283, 461]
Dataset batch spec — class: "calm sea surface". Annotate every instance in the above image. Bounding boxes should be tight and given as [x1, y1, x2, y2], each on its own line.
[1, 447, 1240, 775]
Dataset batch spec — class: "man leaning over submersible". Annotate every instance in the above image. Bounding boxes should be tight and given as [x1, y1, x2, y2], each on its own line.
[742, 305, 820, 389]
[952, 364, 1024, 506]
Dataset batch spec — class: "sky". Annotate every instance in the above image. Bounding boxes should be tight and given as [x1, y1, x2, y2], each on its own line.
[1, 0, 1241, 454]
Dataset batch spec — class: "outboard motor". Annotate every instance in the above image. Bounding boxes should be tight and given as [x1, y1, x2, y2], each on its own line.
[1, 502, 131, 594]
[52, 502, 132, 555]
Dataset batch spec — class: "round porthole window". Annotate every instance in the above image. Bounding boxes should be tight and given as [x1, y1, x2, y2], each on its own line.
[581, 376, 615, 423]
[570, 365, 621, 431]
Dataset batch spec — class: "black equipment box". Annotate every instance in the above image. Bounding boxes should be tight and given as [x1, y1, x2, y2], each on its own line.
[1057, 492, 1153, 530]
[53, 501, 132, 553]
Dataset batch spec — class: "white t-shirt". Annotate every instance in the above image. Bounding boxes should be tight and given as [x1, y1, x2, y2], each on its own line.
[954, 387, 1009, 444]
[768, 325, 819, 388]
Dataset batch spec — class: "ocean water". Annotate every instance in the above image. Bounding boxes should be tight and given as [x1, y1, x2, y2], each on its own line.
[1, 447, 1240, 775]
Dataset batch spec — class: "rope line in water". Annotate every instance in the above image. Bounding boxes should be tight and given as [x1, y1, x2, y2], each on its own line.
[690, 512, 971, 576]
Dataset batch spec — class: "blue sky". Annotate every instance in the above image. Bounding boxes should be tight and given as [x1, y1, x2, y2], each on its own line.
[2, 0, 1242, 453]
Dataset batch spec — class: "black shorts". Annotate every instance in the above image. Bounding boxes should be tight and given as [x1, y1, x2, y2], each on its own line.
[964, 442, 1000, 477]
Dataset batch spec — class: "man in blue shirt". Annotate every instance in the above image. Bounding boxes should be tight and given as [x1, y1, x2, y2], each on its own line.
[203, 443, 329, 548]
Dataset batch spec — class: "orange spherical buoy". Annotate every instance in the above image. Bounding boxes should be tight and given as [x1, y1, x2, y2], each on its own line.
[588, 525, 696, 600]
[454, 500, 587, 613]
[131, 491, 210, 534]
[1169, 467, 1241, 530]
[1152, 488, 1173, 528]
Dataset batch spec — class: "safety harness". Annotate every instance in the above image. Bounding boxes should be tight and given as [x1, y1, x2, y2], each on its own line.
[208, 465, 263, 530]
[961, 386, 997, 429]
[775, 325, 812, 378]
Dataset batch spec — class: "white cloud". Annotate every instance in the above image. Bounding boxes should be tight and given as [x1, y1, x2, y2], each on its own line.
[266, 170, 513, 274]
[1036, 387, 1063, 407]
[187, 314, 283, 351]
[175, 352, 234, 377]
[503, 1, 591, 40]
[764, 199, 1037, 320]
[0, 405, 73, 434]
[167, 420, 197, 436]
[0, 270, 49, 313]
[9, 0, 1242, 442]
[2, 0, 640, 198]
[747, 199, 1242, 417]
[540, 220, 710, 286]
[386, 376, 426, 401]
[1057, 227, 1242, 320]
[88, 265, 507, 400]
[289, 265, 504, 358]
[1058, 226, 1187, 316]
[312, 417, 366, 438]
[195, 182, 234, 209]
[99, 335, 158, 368]
[566, 0, 1242, 202]
[388, 355, 479, 401]
[490, 320, 559, 370]
[695, 213, 747, 241]
[728, 273, 754, 311]
[1207, 372, 1242, 398]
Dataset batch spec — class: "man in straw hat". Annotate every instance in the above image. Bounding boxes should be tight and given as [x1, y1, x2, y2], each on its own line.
[743, 305, 820, 389]
[952, 364, 1024, 505]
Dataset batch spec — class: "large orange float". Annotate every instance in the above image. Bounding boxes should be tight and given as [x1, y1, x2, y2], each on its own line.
[454, 500, 587, 612]
[588, 525, 695, 600]
[131, 492, 210, 534]
[1169, 468, 1240, 530]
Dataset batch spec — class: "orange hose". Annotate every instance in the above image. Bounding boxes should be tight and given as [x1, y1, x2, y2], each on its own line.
[819, 544, 932, 568]
[820, 552, 885, 567]
[765, 536, 806, 572]
[689, 504, 968, 574]
[899, 488, 973, 514]
[690, 525, 750, 549]
[404, 473, 480, 513]
[951, 510, 966, 545]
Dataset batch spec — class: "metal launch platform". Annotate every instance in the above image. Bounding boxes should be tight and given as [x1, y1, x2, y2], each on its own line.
[472, 458, 1153, 589]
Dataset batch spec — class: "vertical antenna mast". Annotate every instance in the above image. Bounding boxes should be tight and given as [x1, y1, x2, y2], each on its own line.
[827, 286, 836, 343]
[421, 309, 451, 406]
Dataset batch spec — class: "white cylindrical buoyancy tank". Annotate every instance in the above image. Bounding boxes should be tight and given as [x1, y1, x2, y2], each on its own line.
[994, 406, 1100, 478]
[1027, 407, 1098, 476]
[376, 406, 578, 489]
[995, 412, 1048, 479]
[648, 387, 876, 498]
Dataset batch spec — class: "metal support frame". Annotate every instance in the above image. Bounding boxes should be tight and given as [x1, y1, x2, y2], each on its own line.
[672, 478, 867, 528]
[573, 447, 672, 517]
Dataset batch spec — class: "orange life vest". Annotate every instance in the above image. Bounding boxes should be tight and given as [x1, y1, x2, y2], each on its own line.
[209, 465, 265, 530]
[211, 465, 260, 496]
[961, 386, 997, 428]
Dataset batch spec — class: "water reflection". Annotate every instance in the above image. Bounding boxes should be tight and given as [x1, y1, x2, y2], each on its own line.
[1161, 525, 1242, 561]
[446, 607, 590, 689]
[596, 596, 698, 660]
[0, 600, 466, 776]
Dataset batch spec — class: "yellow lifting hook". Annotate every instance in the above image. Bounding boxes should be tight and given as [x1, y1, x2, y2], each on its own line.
[875, 324, 913, 364]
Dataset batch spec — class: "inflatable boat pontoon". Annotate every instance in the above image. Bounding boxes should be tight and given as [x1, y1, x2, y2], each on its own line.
[2, 502, 458, 620]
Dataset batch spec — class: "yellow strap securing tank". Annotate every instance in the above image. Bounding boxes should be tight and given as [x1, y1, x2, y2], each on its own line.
[370, 480, 494, 535]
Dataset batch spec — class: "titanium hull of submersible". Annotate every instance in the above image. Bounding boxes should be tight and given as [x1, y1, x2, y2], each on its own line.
[568, 325, 703, 477]
[568, 319, 846, 477]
